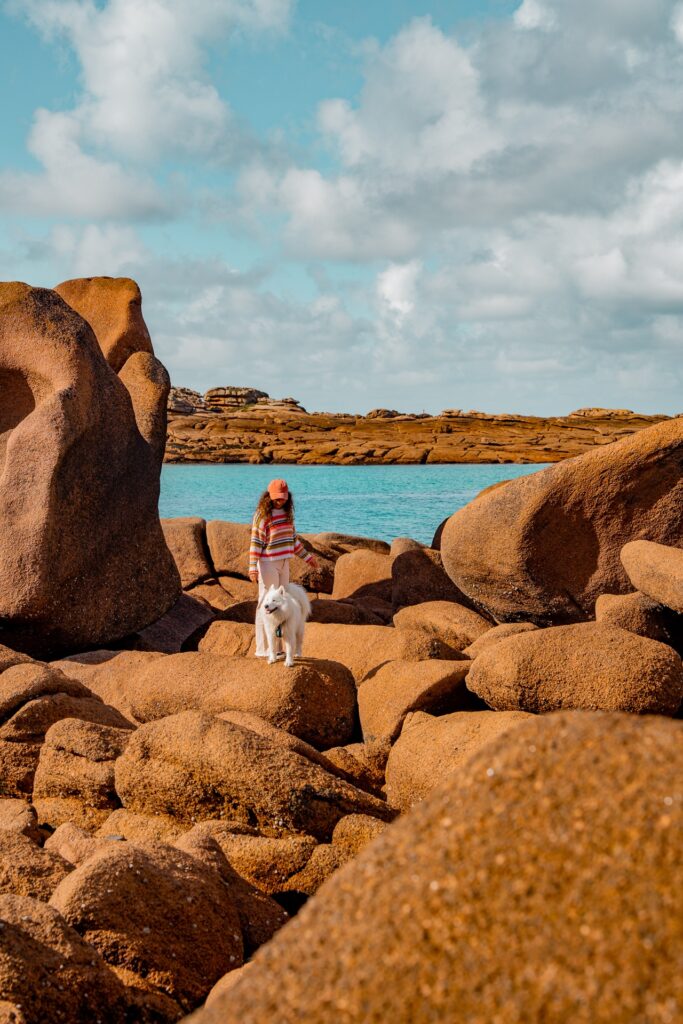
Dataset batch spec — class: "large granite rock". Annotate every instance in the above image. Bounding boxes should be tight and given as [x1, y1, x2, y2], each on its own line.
[466, 622, 683, 715]
[385, 709, 532, 811]
[0, 283, 179, 656]
[440, 418, 683, 624]
[301, 623, 462, 684]
[595, 590, 683, 653]
[620, 540, 683, 613]
[0, 893, 130, 1023]
[0, 830, 73, 901]
[112, 651, 357, 750]
[187, 712, 683, 1024]
[115, 712, 393, 840]
[0, 660, 133, 798]
[54, 276, 153, 373]
[50, 843, 244, 1014]
[393, 600, 491, 653]
[33, 718, 133, 830]
[357, 659, 474, 743]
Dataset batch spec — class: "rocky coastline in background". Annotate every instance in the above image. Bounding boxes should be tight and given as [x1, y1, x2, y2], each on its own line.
[166, 385, 671, 464]
[0, 277, 682, 1023]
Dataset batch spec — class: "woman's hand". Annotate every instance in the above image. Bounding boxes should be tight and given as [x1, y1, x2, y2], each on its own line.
[249, 570, 259, 583]
[308, 556, 319, 569]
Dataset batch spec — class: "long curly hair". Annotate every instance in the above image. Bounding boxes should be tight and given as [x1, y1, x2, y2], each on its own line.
[254, 489, 295, 524]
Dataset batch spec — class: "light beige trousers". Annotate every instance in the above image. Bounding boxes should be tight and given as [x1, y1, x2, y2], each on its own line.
[255, 558, 290, 656]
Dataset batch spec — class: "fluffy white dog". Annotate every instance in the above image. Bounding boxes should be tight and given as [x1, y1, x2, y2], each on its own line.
[258, 583, 311, 667]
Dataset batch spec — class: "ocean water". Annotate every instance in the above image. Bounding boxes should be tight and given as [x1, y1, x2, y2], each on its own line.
[159, 463, 549, 545]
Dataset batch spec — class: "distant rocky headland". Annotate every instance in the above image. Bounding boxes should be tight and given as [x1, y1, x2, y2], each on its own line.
[166, 386, 672, 465]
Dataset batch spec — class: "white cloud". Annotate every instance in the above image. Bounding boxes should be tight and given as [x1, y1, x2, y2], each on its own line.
[6, 1, 683, 415]
[2, 0, 293, 219]
[377, 261, 421, 322]
[318, 18, 498, 179]
[0, 110, 168, 220]
[513, 1, 557, 32]
[17, 0, 292, 162]
[673, 4, 683, 44]
[49, 223, 149, 276]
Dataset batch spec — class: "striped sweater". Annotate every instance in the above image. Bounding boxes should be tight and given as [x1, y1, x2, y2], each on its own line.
[249, 510, 314, 573]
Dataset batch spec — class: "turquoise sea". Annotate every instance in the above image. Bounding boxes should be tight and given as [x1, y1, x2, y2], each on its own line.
[159, 463, 549, 545]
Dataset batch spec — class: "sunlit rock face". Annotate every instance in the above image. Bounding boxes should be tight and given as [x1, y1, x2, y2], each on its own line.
[0, 280, 179, 657]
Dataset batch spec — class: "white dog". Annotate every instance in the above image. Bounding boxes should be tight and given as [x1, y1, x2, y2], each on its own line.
[258, 583, 311, 667]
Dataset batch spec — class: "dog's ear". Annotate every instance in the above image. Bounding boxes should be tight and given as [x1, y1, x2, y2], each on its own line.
[278, 586, 285, 594]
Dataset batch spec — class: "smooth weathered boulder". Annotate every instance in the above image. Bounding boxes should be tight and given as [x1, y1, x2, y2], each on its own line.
[332, 550, 393, 603]
[186, 712, 683, 1024]
[358, 659, 474, 743]
[161, 517, 213, 588]
[0, 285, 179, 656]
[174, 827, 288, 956]
[441, 418, 683, 624]
[198, 621, 256, 656]
[278, 843, 350, 899]
[45, 822, 120, 866]
[302, 623, 461, 684]
[216, 709, 355, 779]
[0, 661, 132, 798]
[310, 598, 384, 626]
[0, 830, 73, 901]
[393, 600, 491, 652]
[297, 533, 391, 594]
[595, 591, 683, 653]
[462, 621, 538, 658]
[621, 540, 683, 613]
[0, 798, 40, 842]
[390, 537, 425, 557]
[467, 622, 683, 714]
[321, 740, 389, 798]
[115, 712, 393, 840]
[217, 576, 255, 601]
[54, 275, 153, 373]
[50, 842, 244, 1013]
[385, 709, 532, 811]
[52, 649, 164, 723]
[0, 644, 32, 674]
[0, 893, 130, 1023]
[205, 521, 251, 578]
[121, 652, 357, 750]
[391, 548, 470, 610]
[32, 719, 132, 830]
[96, 808, 189, 845]
[187, 580, 238, 613]
[131, 592, 215, 654]
[331, 814, 387, 856]
[206, 964, 254, 1007]
[189, 821, 317, 896]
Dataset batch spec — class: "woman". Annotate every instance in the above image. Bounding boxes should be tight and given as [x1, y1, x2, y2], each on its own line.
[249, 478, 318, 657]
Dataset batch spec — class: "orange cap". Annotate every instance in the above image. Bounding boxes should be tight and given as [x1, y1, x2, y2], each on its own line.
[268, 479, 289, 499]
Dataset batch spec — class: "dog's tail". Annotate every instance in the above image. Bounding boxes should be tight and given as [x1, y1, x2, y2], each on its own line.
[286, 582, 312, 621]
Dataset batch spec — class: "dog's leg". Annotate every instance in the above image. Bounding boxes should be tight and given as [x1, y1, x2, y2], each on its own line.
[267, 622, 278, 664]
[283, 624, 295, 668]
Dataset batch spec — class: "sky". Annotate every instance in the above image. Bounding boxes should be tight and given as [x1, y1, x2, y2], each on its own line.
[1, 0, 683, 416]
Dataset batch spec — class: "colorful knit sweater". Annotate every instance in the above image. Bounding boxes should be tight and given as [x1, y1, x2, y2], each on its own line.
[249, 510, 314, 573]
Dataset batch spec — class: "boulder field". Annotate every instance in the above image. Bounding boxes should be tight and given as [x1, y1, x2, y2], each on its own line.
[1, 282, 682, 1022]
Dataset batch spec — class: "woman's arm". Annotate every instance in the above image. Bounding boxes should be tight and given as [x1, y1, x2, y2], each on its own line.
[293, 535, 318, 567]
[249, 515, 267, 577]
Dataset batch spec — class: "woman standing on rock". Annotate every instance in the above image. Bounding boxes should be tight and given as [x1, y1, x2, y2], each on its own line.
[249, 479, 318, 657]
